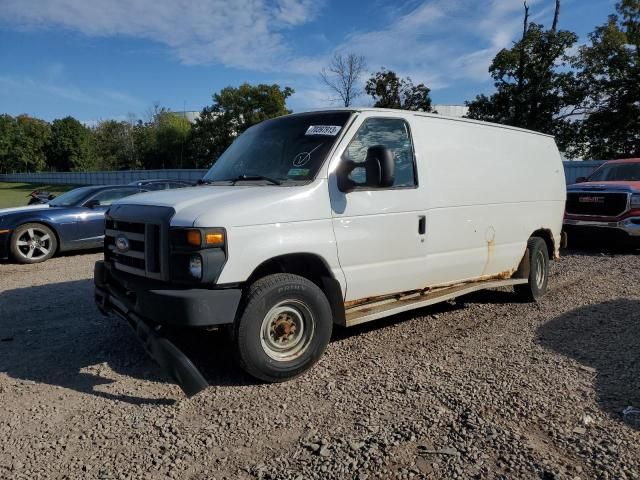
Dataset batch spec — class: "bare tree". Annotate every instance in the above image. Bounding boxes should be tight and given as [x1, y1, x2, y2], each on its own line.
[551, 0, 560, 32]
[320, 53, 367, 107]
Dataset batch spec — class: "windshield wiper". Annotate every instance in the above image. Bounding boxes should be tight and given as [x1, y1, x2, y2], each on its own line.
[227, 175, 282, 185]
[198, 175, 283, 186]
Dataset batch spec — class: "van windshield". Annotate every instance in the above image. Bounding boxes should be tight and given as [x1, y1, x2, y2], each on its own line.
[201, 112, 352, 185]
[589, 162, 640, 182]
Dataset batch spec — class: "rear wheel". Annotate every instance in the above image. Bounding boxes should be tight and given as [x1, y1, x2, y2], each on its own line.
[10, 223, 57, 264]
[234, 273, 333, 382]
[514, 237, 549, 302]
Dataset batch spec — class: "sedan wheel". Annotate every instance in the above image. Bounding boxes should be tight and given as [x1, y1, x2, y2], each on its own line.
[11, 223, 57, 264]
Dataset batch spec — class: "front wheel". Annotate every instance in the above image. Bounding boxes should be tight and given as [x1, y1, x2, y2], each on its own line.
[514, 237, 549, 302]
[10, 223, 57, 264]
[234, 273, 333, 382]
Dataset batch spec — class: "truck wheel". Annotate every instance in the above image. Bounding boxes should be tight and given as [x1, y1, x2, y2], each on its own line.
[235, 273, 333, 382]
[514, 237, 549, 302]
[10, 223, 57, 264]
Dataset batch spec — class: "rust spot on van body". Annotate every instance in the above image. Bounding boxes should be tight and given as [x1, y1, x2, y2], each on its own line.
[481, 238, 495, 276]
[344, 296, 385, 309]
[343, 268, 517, 311]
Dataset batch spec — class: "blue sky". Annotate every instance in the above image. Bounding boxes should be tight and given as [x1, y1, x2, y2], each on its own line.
[0, 0, 616, 124]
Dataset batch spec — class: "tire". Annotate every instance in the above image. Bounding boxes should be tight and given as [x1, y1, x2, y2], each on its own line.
[514, 237, 549, 302]
[234, 273, 333, 382]
[10, 223, 57, 264]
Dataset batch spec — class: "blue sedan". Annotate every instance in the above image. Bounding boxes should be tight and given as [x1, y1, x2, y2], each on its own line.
[0, 185, 148, 263]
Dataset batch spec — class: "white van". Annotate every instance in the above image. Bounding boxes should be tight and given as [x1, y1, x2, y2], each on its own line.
[94, 108, 566, 396]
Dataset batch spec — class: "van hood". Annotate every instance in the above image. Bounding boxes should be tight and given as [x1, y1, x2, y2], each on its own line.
[568, 181, 640, 193]
[114, 183, 330, 227]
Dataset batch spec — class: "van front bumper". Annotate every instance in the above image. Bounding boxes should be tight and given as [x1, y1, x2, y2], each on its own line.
[94, 260, 242, 327]
[93, 260, 242, 396]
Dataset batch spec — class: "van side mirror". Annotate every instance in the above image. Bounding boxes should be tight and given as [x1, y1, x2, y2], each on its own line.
[337, 145, 395, 192]
[84, 199, 100, 209]
[575, 176, 587, 183]
[364, 145, 395, 188]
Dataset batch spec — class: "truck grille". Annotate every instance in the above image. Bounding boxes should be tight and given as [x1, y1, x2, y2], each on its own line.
[105, 218, 163, 279]
[566, 192, 629, 217]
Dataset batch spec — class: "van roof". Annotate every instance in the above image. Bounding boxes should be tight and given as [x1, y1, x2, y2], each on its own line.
[290, 107, 555, 139]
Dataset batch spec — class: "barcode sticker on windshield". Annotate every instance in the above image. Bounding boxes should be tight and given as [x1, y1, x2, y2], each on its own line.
[305, 125, 341, 136]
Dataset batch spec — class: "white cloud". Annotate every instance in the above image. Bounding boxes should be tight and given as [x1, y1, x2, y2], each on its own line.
[322, 0, 554, 93]
[0, 0, 563, 111]
[0, 0, 323, 70]
[283, 0, 558, 108]
[0, 74, 143, 108]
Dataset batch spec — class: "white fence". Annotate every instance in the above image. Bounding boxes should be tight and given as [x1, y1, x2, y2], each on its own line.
[0, 162, 605, 186]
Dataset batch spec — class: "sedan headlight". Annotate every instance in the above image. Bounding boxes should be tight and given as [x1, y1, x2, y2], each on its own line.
[631, 194, 640, 209]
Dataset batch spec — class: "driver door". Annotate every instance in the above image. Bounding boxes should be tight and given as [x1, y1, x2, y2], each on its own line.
[329, 116, 428, 302]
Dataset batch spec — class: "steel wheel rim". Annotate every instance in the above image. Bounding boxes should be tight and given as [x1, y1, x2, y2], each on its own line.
[534, 250, 546, 288]
[260, 300, 315, 361]
[15, 227, 52, 260]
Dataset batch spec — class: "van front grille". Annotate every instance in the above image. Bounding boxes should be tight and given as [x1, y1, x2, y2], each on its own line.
[105, 217, 163, 279]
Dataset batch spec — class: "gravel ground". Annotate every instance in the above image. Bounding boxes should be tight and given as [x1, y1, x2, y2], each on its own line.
[0, 248, 639, 479]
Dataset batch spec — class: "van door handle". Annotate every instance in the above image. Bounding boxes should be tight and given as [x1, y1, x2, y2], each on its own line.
[418, 216, 426, 235]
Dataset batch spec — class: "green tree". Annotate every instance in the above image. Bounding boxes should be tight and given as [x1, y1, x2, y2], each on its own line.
[129, 109, 192, 169]
[93, 119, 138, 170]
[155, 112, 191, 169]
[0, 114, 17, 173]
[13, 115, 51, 172]
[188, 83, 294, 167]
[572, 0, 640, 159]
[132, 118, 158, 170]
[48, 116, 96, 171]
[465, 1, 580, 150]
[365, 69, 433, 111]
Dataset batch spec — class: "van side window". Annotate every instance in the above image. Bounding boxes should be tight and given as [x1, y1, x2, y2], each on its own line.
[343, 118, 416, 187]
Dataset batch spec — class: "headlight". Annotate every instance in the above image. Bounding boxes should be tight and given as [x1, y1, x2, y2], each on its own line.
[632, 194, 640, 209]
[170, 227, 226, 284]
[189, 255, 203, 279]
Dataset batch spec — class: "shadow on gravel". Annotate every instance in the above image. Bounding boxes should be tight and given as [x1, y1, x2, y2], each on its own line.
[562, 243, 639, 256]
[537, 299, 640, 429]
[459, 288, 526, 305]
[0, 279, 253, 405]
[0, 248, 103, 265]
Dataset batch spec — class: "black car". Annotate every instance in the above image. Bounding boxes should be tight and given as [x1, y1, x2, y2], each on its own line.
[128, 179, 193, 190]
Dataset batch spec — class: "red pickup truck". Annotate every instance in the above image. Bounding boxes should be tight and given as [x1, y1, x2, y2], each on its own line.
[564, 158, 640, 246]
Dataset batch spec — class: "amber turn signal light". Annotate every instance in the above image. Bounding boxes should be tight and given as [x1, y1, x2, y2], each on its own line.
[186, 229, 202, 246]
[205, 232, 224, 246]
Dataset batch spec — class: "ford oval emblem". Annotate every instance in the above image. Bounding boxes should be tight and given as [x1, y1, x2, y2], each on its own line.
[115, 234, 130, 252]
